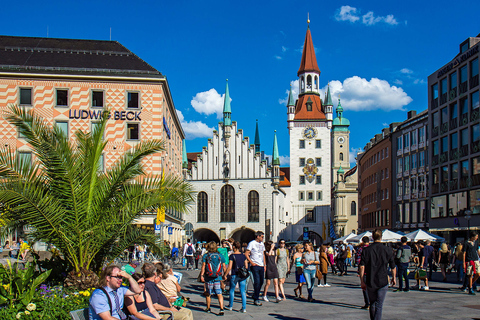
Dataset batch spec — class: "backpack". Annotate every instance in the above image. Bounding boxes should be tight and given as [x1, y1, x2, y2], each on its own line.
[186, 244, 194, 255]
[205, 253, 223, 277]
[398, 246, 412, 264]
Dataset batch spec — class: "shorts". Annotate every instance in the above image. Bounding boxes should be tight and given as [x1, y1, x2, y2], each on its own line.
[205, 280, 222, 296]
[466, 261, 480, 276]
[296, 272, 306, 283]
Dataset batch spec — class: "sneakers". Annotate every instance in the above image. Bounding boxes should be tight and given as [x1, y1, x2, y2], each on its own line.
[254, 300, 263, 306]
[360, 304, 369, 310]
[225, 306, 233, 311]
[469, 289, 476, 295]
[324, 283, 331, 287]
[317, 284, 324, 287]
[420, 286, 429, 291]
[219, 309, 224, 316]
[276, 296, 282, 303]
[263, 296, 270, 302]
[204, 307, 211, 313]
[240, 309, 247, 313]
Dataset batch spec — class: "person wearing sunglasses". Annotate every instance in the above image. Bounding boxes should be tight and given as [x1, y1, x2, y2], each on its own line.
[89, 265, 142, 320]
[124, 273, 162, 320]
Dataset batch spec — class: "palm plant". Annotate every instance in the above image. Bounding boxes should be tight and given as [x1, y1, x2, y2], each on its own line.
[0, 106, 193, 289]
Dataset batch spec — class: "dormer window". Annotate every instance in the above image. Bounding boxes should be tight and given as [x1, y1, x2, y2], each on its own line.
[306, 97, 313, 111]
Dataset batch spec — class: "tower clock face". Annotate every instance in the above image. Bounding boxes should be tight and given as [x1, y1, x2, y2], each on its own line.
[337, 136, 345, 144]
[303, 127, 317, 139]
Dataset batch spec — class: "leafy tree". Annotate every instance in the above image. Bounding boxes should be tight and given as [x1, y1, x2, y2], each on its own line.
[0, 106, 193, 289]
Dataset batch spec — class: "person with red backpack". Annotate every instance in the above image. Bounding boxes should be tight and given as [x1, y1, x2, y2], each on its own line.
[200, 241, 227, 315]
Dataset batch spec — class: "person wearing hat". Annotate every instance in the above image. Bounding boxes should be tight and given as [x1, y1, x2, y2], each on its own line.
[122, 261, 139, 275]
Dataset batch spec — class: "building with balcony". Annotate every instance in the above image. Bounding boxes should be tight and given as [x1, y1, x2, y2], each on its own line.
[428, 33, 480, 243]
[391, 110, 429, 233]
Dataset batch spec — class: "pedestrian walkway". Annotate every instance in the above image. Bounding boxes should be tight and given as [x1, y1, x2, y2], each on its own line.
[175, 268, 480, 320]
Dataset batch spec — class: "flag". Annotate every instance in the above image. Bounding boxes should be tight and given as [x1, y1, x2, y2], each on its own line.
[329, 217, 337, 240]
[156, 167, 166, 226]
[322, 221, 327, 240]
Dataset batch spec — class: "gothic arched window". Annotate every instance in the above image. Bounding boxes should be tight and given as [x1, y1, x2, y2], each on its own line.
[248, 190, 259, 222]
[351, 201, 357, 216]
[197, 192, 208, 222]
[339, 153, 344, 161]
[221, 185, 235, 222]
[307, 75, 312, 90]
[301, 76, 305, 91]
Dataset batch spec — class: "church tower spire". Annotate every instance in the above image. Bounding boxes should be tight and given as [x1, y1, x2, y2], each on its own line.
[223, 79, 232, 148]
[272, 130, 280, 187]
[323, 85, 333, 127]
[254, 119, 261, 153]
[286, 85, 295, 132]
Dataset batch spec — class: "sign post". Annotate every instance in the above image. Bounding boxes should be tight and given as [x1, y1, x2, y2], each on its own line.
[303, 227, 309, 241]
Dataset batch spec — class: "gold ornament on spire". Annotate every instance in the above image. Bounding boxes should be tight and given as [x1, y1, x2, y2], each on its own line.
[307, 13, 310, 25]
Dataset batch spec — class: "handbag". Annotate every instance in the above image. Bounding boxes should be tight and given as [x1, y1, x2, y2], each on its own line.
[233, 254, 249, 279]
[415, 268, 427, 280]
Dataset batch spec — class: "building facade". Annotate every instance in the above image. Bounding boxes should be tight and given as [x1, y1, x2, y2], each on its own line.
[183, 81, 285, 244]
[391, 111, 430, 233]
[0, 35, 185, 246]
[428, 33, 480, 243]
[357, 128, 393, 231]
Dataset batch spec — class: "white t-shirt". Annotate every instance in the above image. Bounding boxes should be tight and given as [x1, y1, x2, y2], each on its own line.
[247, 240, 265, 267]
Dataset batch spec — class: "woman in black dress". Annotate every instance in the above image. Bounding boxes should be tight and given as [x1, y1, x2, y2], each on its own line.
[262, 241, 281, 303]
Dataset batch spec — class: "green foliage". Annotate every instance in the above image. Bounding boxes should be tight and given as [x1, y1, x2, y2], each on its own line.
[0, 258, 51, 308]
[0, 106, 193, 278]
[0, 286, 91, 320]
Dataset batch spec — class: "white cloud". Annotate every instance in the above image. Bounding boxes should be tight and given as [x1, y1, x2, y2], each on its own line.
[335, 6, 399, 26]
[275, 55, 282, 60]
[320, 76, 412, 111]
[362, 12, 398, 26]
[279, 155, 290, 166]
[176, 110, 215, 140]
[349, 147, 363, 165]
[281, 46, 287, 52]
[190, 88, 228, 119]
[279, 77, 412, 111]
[400, 68, 413, 74]
[382, 122, 389, 127]
[279, 79, 299, 105]
[393, 79, 403, 85]
[335, 6, 360, 23]
[413, 79, 426, 85]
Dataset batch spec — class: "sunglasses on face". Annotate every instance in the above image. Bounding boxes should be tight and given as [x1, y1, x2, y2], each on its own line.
[138, 281, 145, 285]
[109, 275, 123, 280]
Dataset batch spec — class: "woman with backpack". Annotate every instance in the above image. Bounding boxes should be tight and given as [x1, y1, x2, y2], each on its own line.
[225, 241, 249, 313]
[200, 241, 227, 315]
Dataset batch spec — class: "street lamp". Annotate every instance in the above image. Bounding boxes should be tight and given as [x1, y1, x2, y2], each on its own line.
[465, 209, 472, 239]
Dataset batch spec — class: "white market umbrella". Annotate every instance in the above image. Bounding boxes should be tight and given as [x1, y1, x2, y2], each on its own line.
[333, 233, 356, 244]
[426, 231, 445, 242]
[381, 229, 403, 243]
[405, 229, 437, 242]
[349, 231, 373, 243]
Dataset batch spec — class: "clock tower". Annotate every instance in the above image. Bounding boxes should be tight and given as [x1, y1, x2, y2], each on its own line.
[286, 21, 333, 241]
[332, 97, 351, 183]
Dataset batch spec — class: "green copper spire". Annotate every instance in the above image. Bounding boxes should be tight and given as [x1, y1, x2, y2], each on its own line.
[287, 85, 295, 106]
[336, 97, 344, 113]
[272, 130, 280, 166]
[337, 165, 345, 174]
[333, 97, 350, 131]
[223, 79, 232, 126]
[324, 85, 333, 106]
[182, 139, 188, 169]
[254, 119, 260, 153]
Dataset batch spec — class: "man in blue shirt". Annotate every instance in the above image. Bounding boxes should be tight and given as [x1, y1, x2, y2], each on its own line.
[89, 265, 142, 320]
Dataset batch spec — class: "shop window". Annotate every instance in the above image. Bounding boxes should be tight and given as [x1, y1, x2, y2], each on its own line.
[127, 123, 140, 140]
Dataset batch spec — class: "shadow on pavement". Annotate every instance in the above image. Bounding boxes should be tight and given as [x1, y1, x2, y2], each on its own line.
[268, 314, 307, 320]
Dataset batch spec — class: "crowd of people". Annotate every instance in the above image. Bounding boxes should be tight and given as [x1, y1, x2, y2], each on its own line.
[89, 229, 480, 320]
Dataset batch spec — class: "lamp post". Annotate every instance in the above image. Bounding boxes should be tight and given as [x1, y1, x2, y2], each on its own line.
[465, 209, 472, 239]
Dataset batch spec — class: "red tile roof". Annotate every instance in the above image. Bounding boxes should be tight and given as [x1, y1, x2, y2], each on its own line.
[297, 28, 320, 76]
[294, 94, 325, 121]
[279, 167, 291, 187]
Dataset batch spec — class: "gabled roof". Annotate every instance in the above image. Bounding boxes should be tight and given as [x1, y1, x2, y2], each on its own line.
[294, 94, 326, 121]
[279, 168, 291, 187]
[0, 35, 161, 77]
[297, 28, 320, 76]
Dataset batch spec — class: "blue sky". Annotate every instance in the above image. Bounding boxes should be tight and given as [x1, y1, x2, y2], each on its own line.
[2, 1, 480, 166]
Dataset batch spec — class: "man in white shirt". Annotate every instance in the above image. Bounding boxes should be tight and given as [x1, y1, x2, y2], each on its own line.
[183, 239, 195, 270]
[245, 231, 265, 306]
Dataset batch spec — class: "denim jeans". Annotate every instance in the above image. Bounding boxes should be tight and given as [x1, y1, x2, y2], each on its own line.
[250, 266, 264, 301]
[455, 260, 464, 281]
[303, 268, 316, 299]
[366, 285, 388, 320]
[397, 264, 409, 290]
[228, 274, 247, 310]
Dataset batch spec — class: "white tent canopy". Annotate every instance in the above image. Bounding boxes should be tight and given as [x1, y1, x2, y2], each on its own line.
[333, 233, 357, 244]
[381, 229, 404, 242]
[349, 231, 372, 243]
[405, 229, 444, 242]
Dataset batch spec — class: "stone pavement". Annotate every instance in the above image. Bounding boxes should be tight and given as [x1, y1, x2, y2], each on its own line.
[173, 267, 480, 320]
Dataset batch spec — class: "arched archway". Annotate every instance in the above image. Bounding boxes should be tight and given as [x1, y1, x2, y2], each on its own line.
[297, 231, 323, 246]
[193, 228, 220, 243]
[230, 227, 255, 244]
